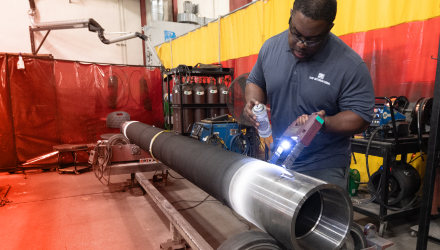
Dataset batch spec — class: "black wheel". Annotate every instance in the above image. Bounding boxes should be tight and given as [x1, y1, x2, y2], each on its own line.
[41, 168, 51, 172]
[8, 171, 15, 174]
[217, 231, 286, 250]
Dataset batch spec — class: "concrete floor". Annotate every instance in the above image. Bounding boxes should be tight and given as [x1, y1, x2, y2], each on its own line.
[0, 168, 439, 250]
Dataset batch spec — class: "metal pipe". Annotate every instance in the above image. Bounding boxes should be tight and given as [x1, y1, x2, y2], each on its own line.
[106, 33, 137, 44]
[151, 0, 164, 21]
[121, 121, 353, 250]
[28, 9, 90, 29]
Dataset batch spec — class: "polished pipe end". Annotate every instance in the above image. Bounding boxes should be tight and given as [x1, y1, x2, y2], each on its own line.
[294, 184, 352, 250]
[229, 162, 352, 250]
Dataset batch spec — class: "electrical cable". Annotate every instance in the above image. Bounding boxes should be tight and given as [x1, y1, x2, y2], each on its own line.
[352, 151, 357, 164]
[177, 194, 211, 211]
[171, 199, 219, 205]
[365, 160, 422, 211]
[365, 127, 381, 178]
[368, 180, 423, 211]
[93, 141, 113, 186]
[352, 178, 381, 205]
[417, 98, 428, 161]
[230, 209, 251, 231]
[171, 194, 251, 230]
[4, 191, 114, 206]
[364, 125, 421, 211]
[167, 171, 185, 180]
[230, 133, 250, 155]
[206, 134, 227, 149]
[409, 153, 427, 164]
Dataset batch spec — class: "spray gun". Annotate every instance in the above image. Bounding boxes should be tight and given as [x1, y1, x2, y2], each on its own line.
[269, 113, 324, 168]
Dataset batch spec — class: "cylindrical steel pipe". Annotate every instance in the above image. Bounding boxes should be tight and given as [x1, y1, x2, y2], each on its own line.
[106, 33, 137, 44]
[121, 122, 353, 250]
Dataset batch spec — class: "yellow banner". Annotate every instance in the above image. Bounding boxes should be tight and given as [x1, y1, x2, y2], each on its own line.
[156, 0, 440, 69]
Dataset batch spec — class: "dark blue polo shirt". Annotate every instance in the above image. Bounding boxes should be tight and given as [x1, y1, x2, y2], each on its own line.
[247, 30, 374, 171]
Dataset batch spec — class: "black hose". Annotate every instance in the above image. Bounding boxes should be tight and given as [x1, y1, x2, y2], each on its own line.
[365, 127, 381, 178]
[417, 98, 428, 161]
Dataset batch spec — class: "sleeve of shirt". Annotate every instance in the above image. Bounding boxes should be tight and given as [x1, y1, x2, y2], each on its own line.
[246, 44, 267, 91]
[339, 62, 375, 123]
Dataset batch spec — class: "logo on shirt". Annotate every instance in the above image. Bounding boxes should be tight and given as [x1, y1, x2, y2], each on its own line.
[309, 73, 330, 85]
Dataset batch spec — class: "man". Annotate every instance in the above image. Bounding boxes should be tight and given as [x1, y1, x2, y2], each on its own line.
[244, 0, 375, 189]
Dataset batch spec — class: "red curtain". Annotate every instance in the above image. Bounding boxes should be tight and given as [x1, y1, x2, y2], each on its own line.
[0, 55, 17, 171]
[0, 54, 163, 171]
[340, 17, 440, 102]
[221, 54, 258, 80]
[8, 57, 58, 163]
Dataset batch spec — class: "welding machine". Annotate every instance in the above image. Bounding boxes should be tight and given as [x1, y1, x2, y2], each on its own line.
[365, 102, 408, 140]
[190, 121, 239, 149]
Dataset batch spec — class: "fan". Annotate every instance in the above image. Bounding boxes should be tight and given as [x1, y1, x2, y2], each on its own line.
[226, 73, 252, 126]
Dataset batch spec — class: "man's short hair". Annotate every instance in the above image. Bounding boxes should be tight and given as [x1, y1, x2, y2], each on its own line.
[293, 0, 337, 24]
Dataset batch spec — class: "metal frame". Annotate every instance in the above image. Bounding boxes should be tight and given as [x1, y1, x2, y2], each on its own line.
[56, 147, 91, 175]
[29, 25, 85, 55]
[135, 172, 214, 250]
[98, 161, 212, 249]
[416, 39, 440, 250]
[351, 135, 430, 236]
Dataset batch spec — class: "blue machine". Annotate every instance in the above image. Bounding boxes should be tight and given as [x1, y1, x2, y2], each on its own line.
[190, 121, 239, 149]
[379, 104, 407, 126]
[369, 104, 406, 128]
[365, 104, 408, 139]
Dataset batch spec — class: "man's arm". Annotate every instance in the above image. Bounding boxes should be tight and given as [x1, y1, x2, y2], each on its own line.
[244, 82, 267, 128]
[324, 110, 370, 135]
[295, 110, 370, 136]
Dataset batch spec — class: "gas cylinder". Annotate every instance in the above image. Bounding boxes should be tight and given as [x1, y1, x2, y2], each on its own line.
[181, 77, 194, 134]
[218, 77, 229, 116]
[171, 76, 181, 133]
[206, 77, 219, 118]
[193, 77, 206, 122]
